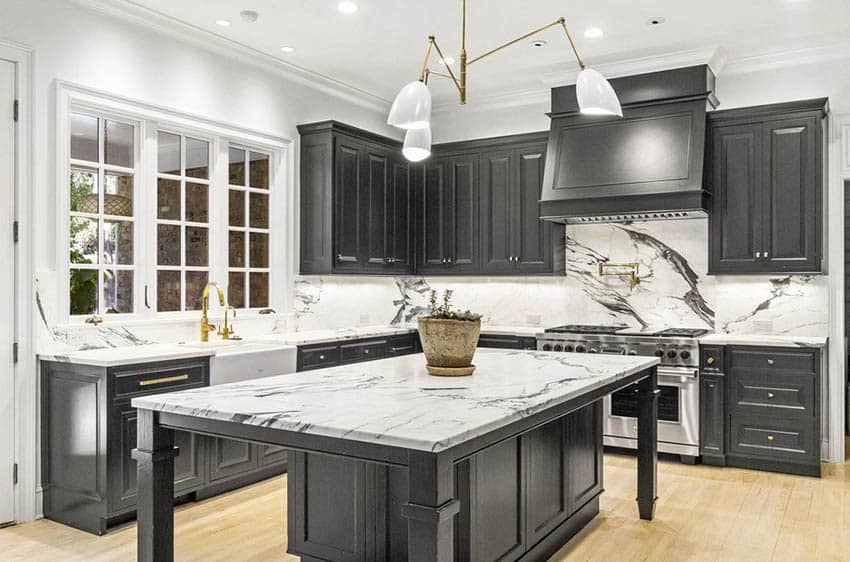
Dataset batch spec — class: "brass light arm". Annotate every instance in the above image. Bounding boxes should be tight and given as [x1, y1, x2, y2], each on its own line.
[418, 38, 434, 82]
[558, 18, 586, 70]
[467, 17, 566, 66]
[427, 70, 455, 80]
[429, 36, 465, 100]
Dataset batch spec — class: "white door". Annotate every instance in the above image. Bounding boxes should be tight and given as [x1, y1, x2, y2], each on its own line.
[0, 59, 16, 525]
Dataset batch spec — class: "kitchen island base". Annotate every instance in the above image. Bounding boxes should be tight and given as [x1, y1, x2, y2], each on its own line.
[288, 402, 604, 562]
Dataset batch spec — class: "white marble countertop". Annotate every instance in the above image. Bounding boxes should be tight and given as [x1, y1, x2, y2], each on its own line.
[132, 349, 659, 453]
[701, 334, 828, 349]
[252, 324, 546, 346]
[39, 343, 216, 367]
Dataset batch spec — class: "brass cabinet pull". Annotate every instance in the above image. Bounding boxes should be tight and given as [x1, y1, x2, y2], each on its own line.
[764, 252, 770, 258]
[139, 374, 190, 387]
[706, 356, 715, 365]
[708, 383, 715, 389]
[767, 359, 775, 365]
[767, 434, 775, 441]
[755, 251, 762, 258]
[767, 392, 775, 399]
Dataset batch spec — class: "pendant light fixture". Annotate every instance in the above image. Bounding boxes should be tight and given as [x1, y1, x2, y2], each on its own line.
[388, 0, 622, 160]
[402, 127, 432, 162]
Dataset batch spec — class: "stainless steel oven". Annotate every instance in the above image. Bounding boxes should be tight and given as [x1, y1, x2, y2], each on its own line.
[603, 365, 699, 459]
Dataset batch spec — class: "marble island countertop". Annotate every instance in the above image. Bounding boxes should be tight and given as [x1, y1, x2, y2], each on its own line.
[131, 349, 659, 453]
[39, 343, 218, 367]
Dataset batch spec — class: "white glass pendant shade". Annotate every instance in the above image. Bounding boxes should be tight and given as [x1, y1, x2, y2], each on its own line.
[387, 81, 432, 129]
[402, 127, 432, 162]
[576, 68, 623, 117]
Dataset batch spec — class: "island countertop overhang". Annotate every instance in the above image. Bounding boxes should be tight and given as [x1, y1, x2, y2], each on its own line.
[131, 349, 659, 454]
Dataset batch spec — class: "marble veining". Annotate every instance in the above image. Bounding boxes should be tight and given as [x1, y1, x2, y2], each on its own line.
[132, 349, 659, 452]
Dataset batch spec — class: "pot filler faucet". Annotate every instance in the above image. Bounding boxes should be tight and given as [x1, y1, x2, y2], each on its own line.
[200, 282, 238, 342]
[598, 262, 641, 290]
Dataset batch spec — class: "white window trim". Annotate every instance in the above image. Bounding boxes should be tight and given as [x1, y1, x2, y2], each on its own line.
[56, 82, 294, 326]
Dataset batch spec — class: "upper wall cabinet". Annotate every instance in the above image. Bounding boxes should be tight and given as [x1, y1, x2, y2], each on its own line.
[298, 122, 413, 275]
[707, 99, 827, 275]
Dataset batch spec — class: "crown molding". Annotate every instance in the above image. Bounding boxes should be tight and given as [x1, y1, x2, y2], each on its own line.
[433, 87, 550, 114]
[69, 0, 392, 114]
[722, 39, 850, 76]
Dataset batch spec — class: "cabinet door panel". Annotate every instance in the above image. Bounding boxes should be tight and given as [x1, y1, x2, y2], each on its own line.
[387, 158, 413, 272]
[480, 149, 515, 273]
[515, 144, 551, 273]
[300, 138, 333, 273]
[526, 419, 567, 545]
[710, 124, 763, 272]
[208, 437, 258, 482]
[418, 161, 447, 272]
[566, 401, 603, 512]
[764, 118, 819, 270]
[259, 444, 288, 467]
[334, 136, 362, 271]
[362, 143, 390, 270]
[699, 374, 725, 458]
[447, 154, 480, 272]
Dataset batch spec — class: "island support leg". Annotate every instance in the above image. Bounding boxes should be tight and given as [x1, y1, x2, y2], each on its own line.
[133, 409, 176, 562]
[636, 368, 659, 521]
[402, 451, 460, 562]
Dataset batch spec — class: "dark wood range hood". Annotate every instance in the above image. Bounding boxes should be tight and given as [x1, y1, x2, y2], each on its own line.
[540, 65, 718, 224]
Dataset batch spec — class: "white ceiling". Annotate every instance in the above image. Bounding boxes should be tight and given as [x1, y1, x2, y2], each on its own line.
[120, 0, 850, 106]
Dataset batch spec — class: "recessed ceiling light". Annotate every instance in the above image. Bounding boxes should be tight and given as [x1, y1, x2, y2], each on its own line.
[645, 17, 666, 27]
[280, 46, 296, 53]
[439, 57, 456, 66]
[531, 39, 548, 48]
[584, 27, 604, 39]
[240, 10, 259, 23]
[337, 1, 358, 14]
[215, 19, 231, 27]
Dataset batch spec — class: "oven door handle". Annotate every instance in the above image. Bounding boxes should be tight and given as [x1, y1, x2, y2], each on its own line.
[657, 367, 698, 379]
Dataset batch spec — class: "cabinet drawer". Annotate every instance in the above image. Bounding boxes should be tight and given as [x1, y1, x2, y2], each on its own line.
[729, 370, 814, 414]
[340, 338, 388, 363]
[728, 413, 816, 462]
[112, 360, 208, 400]
[298, 344, 341, 371]
[387, 334, 419, 356]
[728, 347, 816, 373]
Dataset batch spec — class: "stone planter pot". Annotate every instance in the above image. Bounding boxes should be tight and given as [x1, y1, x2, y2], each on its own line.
[417, 317, 481, 376]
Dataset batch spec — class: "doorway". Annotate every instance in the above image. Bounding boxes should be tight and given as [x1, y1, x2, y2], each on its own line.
[0, 58, 16, 525]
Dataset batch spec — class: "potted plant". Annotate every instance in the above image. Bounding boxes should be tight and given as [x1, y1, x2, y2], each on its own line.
[417, 289, 481, 376]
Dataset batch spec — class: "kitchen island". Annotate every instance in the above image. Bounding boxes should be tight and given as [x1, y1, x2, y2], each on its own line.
[131, 349, 660, 562]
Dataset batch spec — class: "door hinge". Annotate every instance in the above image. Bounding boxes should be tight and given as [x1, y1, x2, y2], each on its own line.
[12, 464, 17, 485]
[13, 100, 18, 123]
[12, 342, 18, 364]
[12, 221, 18, 243]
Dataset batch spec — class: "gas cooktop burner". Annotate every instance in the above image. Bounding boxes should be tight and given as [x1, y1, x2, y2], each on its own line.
[544, 324, 627, 335]
[654, 328, 710, 338]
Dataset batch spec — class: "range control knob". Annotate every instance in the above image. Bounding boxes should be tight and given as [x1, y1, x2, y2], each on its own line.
[680, 350, 691, 360]
[564, 345, 574, 352]
[654, 349, 664, 357]
[667, 350, 678, 359]
[542, 344, 552, 351]
[575, 345, 586, 353]
[553, 344, 563, 352]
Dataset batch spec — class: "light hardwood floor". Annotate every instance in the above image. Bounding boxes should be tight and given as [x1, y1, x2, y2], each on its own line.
[2, 452, 849, 561]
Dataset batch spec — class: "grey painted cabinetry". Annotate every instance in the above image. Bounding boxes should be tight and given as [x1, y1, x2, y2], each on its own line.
[298, 121, 413, 275]
[296, 333, 421, 372]
[41, 356, 287, 535]
[299, 123, 565, 276]
[698, 344, 821, 476]
[287, 401, 602, 562]
[707, 99, 827, 274]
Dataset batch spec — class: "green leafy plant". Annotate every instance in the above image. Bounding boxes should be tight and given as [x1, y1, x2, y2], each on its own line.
[426, 289, 481, 322]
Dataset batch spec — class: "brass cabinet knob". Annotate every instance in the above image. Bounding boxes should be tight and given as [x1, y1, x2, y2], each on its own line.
[706, 356, 715, 365]
[767, 359, 775, 365]
[767, 392, 775, 399]
[364, 349, 370, 354]
[708, 383, 715, 389]
[336, 254, 343, 261]
[764, 252, 770, 258]
[755, 251, 762, 258]
[767, 435, 775, 441]
[319, 355, 325, 360]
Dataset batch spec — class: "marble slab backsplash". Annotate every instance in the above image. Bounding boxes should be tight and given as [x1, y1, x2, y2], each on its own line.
[36, 218, 829, 353]
[295, 219, 829, 337]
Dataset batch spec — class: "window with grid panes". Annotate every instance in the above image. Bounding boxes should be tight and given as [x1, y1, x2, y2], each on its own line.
[156, 131, 211, 311]
[68, 113, 136, 316]
[227, 147, 270, 309]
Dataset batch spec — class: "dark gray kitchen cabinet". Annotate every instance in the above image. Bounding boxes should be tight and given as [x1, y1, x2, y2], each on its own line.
[298, 121, 414, 275]
[708, 99, 826, 274]
[480, 140, 559, 275]
[477, 333, 537, 350]
[296, 333, 420, 372]
[41, 356, 287, 535]
[699, 373, 725, 464]
[417, 152, 481, 274]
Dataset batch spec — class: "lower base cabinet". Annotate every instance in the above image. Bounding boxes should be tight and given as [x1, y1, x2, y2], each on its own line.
[41, 358, 287, 535]
[287, 401, 602, 562]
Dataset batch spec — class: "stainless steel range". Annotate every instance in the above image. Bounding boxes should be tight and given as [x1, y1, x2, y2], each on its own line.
[537, 324, 708, 463]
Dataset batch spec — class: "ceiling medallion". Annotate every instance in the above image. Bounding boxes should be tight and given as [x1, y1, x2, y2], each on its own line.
[387, 0, 623, 161]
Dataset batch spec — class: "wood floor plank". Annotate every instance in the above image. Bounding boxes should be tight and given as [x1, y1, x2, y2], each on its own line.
[3, 451, 850, 561]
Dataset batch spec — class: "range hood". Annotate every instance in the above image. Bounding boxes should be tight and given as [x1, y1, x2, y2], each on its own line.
[540, 65, 718, 224]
